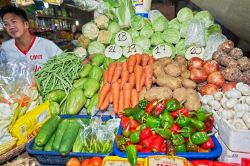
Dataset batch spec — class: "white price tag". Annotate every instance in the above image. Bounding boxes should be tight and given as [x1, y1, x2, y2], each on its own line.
[123, 44, 143, 57]
[185, 46, 204, 60]
[153, 44, 172, 59]
[115, 31, 132, 46]
[104, 45, 123, 60]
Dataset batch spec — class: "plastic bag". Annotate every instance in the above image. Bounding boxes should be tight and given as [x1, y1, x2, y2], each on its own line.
[73, 0, 99, 11]
[185, 19, 206, 47]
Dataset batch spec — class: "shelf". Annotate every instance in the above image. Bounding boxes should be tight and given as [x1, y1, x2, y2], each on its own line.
[58, 16, 75, 20]
[35, 14, 56, 19]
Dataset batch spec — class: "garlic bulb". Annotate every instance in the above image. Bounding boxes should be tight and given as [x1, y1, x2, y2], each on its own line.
[236, 82, 250, 96]
[225, 89, 242, 99]
[214, 92, 223, 101]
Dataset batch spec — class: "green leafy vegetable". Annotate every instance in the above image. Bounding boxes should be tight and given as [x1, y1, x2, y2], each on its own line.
[127, 28, 139, 40]
[134, 36, 151, 51]
[194, 10, 214, 28]
[88, 41, 105, 55]
[150, 32, 164, 46]
[205, 24, 222, 40]
[162, 28, 181, 44]
[168, 18, 181, 30]
[175, 39, 186, 56]
[152, 16, 168, 32]
[177, 7, 193, 23]
[131, 15, 145, 30]
[108, 22, 121, 34]
[140, 24, 154, 38]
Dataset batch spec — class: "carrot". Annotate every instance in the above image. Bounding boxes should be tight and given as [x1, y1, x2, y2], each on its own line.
[128, 73, 135, 88]
[123, 83, 132, 109]
[121, 70, 129, 88]
[142, 54, 150, 67]
[140, 72, 145, 90]
[144, 65, 153, 90]
[122, 62, 128, 71]
[108, 62, 117, 83]
[134, 65, 143, 92]
[128, 55, 137, 73]
[100, 92, 111, 111]
[131, 89, 139, 108]
[112, 82, 120, 114]
[103, 70, 108, 84]
[147, 56, 154, 66]
[118, 90, 124, 114]
[111, 63, 122, 83]
[135, 54, 142, 66]
[98, 83, 111, 108]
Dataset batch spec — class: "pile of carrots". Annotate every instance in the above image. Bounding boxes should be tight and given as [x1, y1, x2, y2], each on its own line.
[98, 54, 153, 114]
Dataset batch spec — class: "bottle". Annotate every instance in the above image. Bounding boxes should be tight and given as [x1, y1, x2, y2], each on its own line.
[132, 0, 152, 18]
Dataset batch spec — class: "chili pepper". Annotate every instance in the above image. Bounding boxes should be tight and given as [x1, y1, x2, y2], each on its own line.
[140, 148, 151, 152]
[204, 116, 214, 132]
[124, 108, 133, 117]
[175, 144, 187, 152]
[129, 119, 140, 129]
[122, 123, 131, 138]
[172, 134, 185, 146]
[151, 135, 165, 152]
[135, 144, 143, 152]
[165, 98, 180, 111]
[186, 140, 199, 152]
[115, 135, 127, 151]
[140, 123, 147, 131]
[191, 160, 214, 166]
[139, 127, 153, 141]
[130, 131, 140, 144]
[153, 101, 166, 117]
[170, 123, 181, 134]
[140, 135, 157, 149]
[160, 111, 174, 129]
[180, 126, 195, 138]
[146, 115, 161, 129]
[167, 145, 176, 156]
[201, 136, 214, 149]
[165, 139, 173, 146]
[190, 118, 205, 130]
[176, 114, 191, 127]
[196, 108, 213, 121]
[170, 107, 189, 119]
[160, 143, 167, 152]
[162, 99, 168, 106]
[191, 131, 208, 144]
[126, 145, 137, 166]
[145, 99, 158, 114]
[154, 128, 171, 139]
[138, 99, 148, 110]
[121, 115, 130, 129]
[132, 107, 146, 123]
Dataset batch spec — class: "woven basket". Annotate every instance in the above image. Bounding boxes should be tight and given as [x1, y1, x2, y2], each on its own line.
[3, 152, 39, 166]
[0, 143, 26, 164]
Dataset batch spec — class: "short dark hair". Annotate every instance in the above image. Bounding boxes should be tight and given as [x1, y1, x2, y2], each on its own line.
[0, 6, 28, 21]
[73, 30, 82, 39]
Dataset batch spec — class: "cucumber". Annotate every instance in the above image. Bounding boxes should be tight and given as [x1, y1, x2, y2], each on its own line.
[33, 143, 43, 151]
[72, 128, 84, 152]
[59, 119, 80, 155]
[44, 134, 56, 151]
[49, 102, 60, 115]
[35, 116, 61, 146]
[46, 89, 66, 102]
[52, 119, 69, 151]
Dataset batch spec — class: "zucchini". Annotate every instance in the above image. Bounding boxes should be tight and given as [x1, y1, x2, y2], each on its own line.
[46, 89, 66, 102]
[33, 143, 43, 151]
[44, 134, 56, 151]
[35, 116, 61, 146]
[59, 119, 80, 155]
[72, 129, 84, 152]
[52, 119, 69, 151]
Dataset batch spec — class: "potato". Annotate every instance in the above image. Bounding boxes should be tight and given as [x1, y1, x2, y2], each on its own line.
[182, 78, 197, 89]
[180, 64, 187, 72]
[175, 55, 187, 65]
[153, 61, 165, 78]
[164, 63, 182, 77]
[186, 88, 198, 95]
[184, 92, 201, 111]
[139, 87, 147, 100]
[173, 87, 187, 103]
[218, 40, 234, 53]
[156, 74, 182, 90]
[158, 57, 172, 66]
[181, 70, 191, 79]
[229, 48, 243, 60]
[237, 56, 250, 71]
[144, 87, 172, 101]
[153, 76, 157, 84]
[221, 67, 243, 82]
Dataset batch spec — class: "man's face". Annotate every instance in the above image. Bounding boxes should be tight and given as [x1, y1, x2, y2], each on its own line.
[3, 13, 29, 39]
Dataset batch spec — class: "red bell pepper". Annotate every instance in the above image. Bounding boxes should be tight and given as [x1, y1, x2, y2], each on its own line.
[170, 107, 189, 119]
[160, 142, 167, 152]
[151, 135, 164, 152]
[153, 101, 166, 117]
[135, 145, 143, 152]
[121, 115, 130, 129]
[191, 160, 214, 166]
[140, 135, 157, 149]
[201, 136, 214, 149]
[139, 127, 153, 141]
[170, 123, 180, 134]
[140, 148, 152, 152]
[145, 99, 158, 114]
[129, 119, 140, 129]
[204, 116, 214, 132]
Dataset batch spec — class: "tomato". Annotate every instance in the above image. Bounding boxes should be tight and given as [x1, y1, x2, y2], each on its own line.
[67, 157, 81, 166]
[81, 159, 90, 166]
[89, 157, 102, 166]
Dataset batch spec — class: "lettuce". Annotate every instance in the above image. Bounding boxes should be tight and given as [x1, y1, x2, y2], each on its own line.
[177, 7, 193, 23]
[151, 32, 164, 46]
[205, 24, 222, 40]
[108, 22, 121, 34]
[127, 28, 139, 40]
[140, 25, 154, 38]
[152, 16, 168, 32]
[162, 28, 181, 44]
[88, 41, 105, 54]
[134, 36, 151, 51]
[194, 11, 214, 28]
[131, 15, 145, 30]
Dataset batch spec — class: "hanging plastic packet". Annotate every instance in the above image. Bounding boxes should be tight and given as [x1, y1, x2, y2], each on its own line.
[16, 0, 34, 6]
[132, 0, 152, 18]
[44, 0, 63, 5]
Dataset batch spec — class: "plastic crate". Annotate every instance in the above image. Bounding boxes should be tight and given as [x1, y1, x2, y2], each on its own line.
[26, 115, 117, 165]
[113, 123, 222, 160]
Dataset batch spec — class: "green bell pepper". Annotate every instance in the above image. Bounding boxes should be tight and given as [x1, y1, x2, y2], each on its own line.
[116, 135, 127, 151]
[92, 54, 105, 66]
[89, 66, 103, 82]
[132, 107, 146, 123]
[130, 131, 140, 144]
[146, 116, 161, 129]
[190, 118, 205, 130]
[83, 78, 100, 98]
[138, 99, 149, 110]
[172, 134, 185, 146]
[191, 132, 208, 144]
[196, 108, 213, 121]
[126, 145, 137, 166]
[154, 128, 171, 139]
[166, 98, 180, 111]
[180, 126, 195, 138]
[86, 93, 99, 115]
[160, 111, 174, 129]
[79, 64, 92, 78]
[124, 108, 133, 117]
[176, 114, 191, 127]
[175, 144, 187, 152]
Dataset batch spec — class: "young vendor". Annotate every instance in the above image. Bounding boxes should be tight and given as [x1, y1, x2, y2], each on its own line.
[0, 6, 62, 72]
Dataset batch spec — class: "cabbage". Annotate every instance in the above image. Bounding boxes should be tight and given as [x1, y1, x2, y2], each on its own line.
[149, 10, 164, 23]
[205, 24, 222, 40]
[166, 43, 176, 57]
[177, 7, 193, 23]
[194, 11, 214, 28]
[175, 39, 186, 56]
[162, 28, 181, 44]
[180, 21, 189, 38]
[168, 18, 181, 30]
[88, 41, 105, 54]
[127, 28, 139, 40]
[151, 32, 164, 46]
[131, 15, 145, 30]
[134, 36, 151, 51]
[140, 25, 154, 38]
[108, 22, 121, 34]
[152, 16, 168, 32]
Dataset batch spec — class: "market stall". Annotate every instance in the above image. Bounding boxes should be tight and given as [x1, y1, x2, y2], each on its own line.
[0, 0, 250, 165]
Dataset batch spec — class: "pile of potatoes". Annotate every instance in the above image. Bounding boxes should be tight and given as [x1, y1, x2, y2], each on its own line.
[140, 55, 201, 111]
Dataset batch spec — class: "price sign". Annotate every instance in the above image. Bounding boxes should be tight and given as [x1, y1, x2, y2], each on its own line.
[115, 31, 132, 46]
[104, 45, 123, 60]
[152, 44, 172, 59]
[123, 44, 143, 57]
[185, 46, 204, 60]
[147, 156, 190, 166]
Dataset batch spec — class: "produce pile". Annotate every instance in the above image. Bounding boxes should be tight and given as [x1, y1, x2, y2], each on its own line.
[116, 98, 215, 154]
[33, 116, 120, 154]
